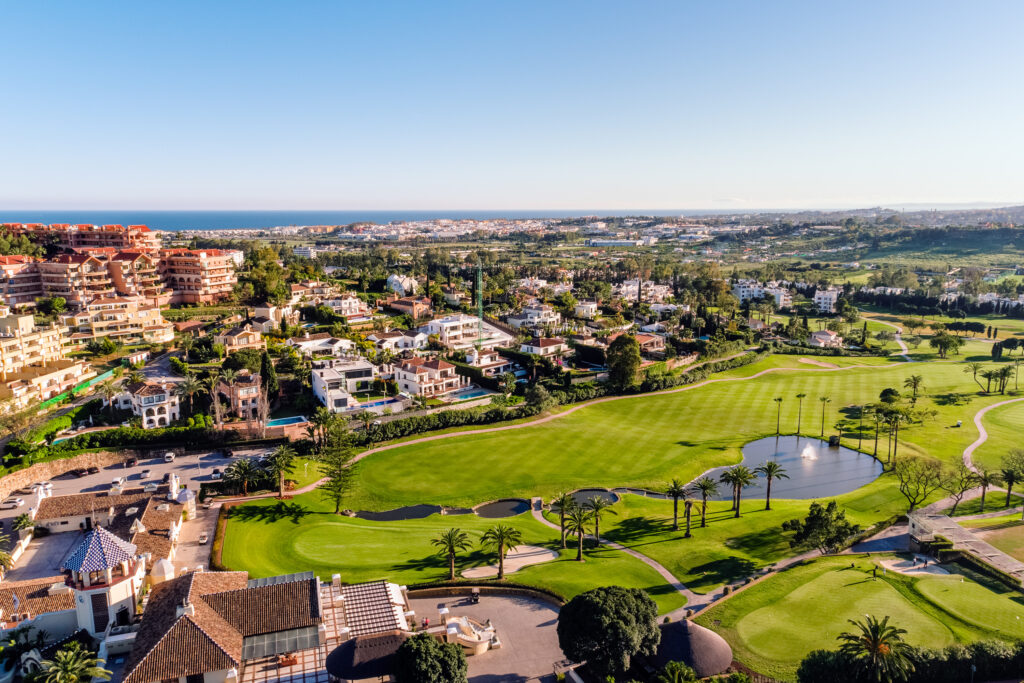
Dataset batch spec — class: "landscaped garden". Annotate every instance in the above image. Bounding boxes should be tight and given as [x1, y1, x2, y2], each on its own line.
[695, 554, 1024, 680]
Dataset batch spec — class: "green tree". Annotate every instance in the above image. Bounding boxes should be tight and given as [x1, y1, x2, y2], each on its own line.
[259, 349, 279, 395]
[665, 478, 688, 531]
[550, 492, 576, 549]
[12, 513, 33, 532]
[773, 396, 784, 434]
[479, 524, 523, 579]
[500, 372, 517, 397]
[266, 445, 296, 498]
[719, 465, 757, 518]
[1002, 449, 1024, 507]
[694, 476, 719, 528]
[174, 374, 203, 417]
[819, 395, 832, 437]
[653, 661, 698, 683]
[782, 500, 860, 554]
[754, 460, 789, 510]
[584, 495, 617, 544]
[556, 586, 660, 677]
[837, 615, 915, 683]
[564, 506, 592, 562]
[394, 632, 467, 683]
[31, 641, 112, 683]
[318, 430, 358, 513]
[431, 528, 472, 581]
[902, 375, 924, 404]
[940, 461, 978, 516]
[606, 334, 642, 391]
[975, 468, 1003, 514]
[795, 392, 808, 433]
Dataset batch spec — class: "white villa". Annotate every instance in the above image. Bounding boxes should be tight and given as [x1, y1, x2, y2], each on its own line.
[367, 329, 428, 353]
[395, 357, 468, 397]
[419, 314, 513, 351]
[386, 273, 418, 297]
[520, 337, 569, 359]
[115, 381, 181, 429]
[574, 301, 599, 319]
[506, 303, 561, 330]
[809, 329, 843, 348]
[287, 332, 354, 357]
[465, 348, 516, 377]
[312, 357, 379, 413]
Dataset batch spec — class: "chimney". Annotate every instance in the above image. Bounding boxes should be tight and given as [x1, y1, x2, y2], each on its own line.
[176, 600, 195, 618]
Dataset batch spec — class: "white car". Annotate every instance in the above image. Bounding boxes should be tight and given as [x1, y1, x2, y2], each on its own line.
[163, 452, 176, 463]
[4, 498, 24, 509]
[198, 533, 209, 544]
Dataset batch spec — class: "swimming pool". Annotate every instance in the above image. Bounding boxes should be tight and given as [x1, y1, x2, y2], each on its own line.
[450, 388, 492, 400]
[266, 416, 308, 427]
[352, 398, 402, 410]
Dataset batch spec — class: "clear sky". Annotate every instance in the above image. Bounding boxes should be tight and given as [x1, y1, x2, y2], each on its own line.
[2, 1, 1022, 211]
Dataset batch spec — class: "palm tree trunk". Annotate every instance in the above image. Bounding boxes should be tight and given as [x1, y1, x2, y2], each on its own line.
[497, 542, 504, 579]
[449, 554, 456, 581]
[684, 507, 692, 538]
[765, 478, 772, 510]
[701, 498, 708, 528]
[1007, 482, 1015, 508]
[980, 487, 987, 514]
[560, 511, 567, 549]
[576, 533, 584, 561]
[776, 405, 781, 435]
[279, 472, 285, 498]
[797, 401, 802, 433]
[672, 497, 679, 531]
[874, 421, 880, 456]
[734, 489, 742, 518]
[594, 516, 600, 544]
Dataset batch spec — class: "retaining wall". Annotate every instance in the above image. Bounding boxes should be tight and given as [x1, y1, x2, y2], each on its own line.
[0, 450, 135, 502]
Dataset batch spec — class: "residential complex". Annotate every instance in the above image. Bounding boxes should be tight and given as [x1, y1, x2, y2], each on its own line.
[4, 223, 161, 252]
[61, 297, 175, 346]
[0, 256, 44, 307]
[731, 279, 793, 309]
[159, 249, 238, 304]
[0, 314, 94, 409]
[813, 286, 840, 313]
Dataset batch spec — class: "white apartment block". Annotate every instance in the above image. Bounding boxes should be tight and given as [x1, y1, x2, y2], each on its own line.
[731, 280, 793, 309]
[419, 314, 513, 351]
[292, 245, 319, 259]
[813, 287, 840, 313]
[61, 296, 174, 345]
[614, 279, 672, 303]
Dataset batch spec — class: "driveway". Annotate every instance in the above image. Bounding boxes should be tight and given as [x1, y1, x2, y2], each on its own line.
[407, 593, 563, 682]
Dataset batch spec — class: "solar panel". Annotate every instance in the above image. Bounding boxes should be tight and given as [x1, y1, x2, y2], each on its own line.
[247, 571, 315, 588]
[242, 625, 321, 659]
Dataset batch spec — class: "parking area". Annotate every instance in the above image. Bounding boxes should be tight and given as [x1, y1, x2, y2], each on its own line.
[407, 593, 563, 682]
[0, 445, 276, 578]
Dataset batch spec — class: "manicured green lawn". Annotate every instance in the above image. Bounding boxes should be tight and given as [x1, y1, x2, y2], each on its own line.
[593, 474, 923, 595]
[221, 491, 686, 614]
[347, 359, 1007, 511]
[943, 491, 1024, 517]
[695, 555, 1024, 680]
[969, 399, 1024, 472]
[963, 517, 1024, 562]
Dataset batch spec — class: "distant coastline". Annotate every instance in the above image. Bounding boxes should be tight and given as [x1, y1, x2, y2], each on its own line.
[0, 209, 706, 232]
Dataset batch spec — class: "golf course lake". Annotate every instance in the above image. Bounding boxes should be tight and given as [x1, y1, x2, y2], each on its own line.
[706, 435, 883, 501]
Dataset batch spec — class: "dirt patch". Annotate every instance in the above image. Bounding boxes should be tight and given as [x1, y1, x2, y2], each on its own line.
[798, 357, 838, 368]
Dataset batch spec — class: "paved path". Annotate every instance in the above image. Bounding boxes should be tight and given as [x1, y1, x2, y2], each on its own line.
[961, 396, 1024, 472]
[866, 316, 912, 361]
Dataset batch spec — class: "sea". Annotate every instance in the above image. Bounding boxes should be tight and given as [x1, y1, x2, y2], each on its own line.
[0, 209, 733, 232]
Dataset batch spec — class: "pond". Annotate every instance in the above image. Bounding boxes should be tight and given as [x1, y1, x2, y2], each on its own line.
[475, 499, 531, 518]
[571, 489, 620, 506]
[703, 435, 883, 501]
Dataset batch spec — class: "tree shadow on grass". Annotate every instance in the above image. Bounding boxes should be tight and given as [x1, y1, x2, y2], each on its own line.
[687, 557, 758, 591]
[228, 501, 311, 524]
[391, 548, 495, 576]
[605, 516, 673, 543]
[933, 392, 976, 407]
[724, 527, 791, 558]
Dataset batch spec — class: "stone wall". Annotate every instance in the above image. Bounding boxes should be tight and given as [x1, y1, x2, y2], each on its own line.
[0, 450, 135, 501]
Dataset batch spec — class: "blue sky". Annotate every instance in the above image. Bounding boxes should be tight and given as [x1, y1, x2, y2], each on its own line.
[1, 1, 1022, 211]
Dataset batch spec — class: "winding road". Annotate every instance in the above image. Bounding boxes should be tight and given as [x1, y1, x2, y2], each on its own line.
[961, 396, 1024, 472]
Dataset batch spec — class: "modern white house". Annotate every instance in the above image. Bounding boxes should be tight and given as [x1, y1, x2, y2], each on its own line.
[323, 294, 371, 322]
[115, 381, 181, 429]
[394, 357, 468, 397]
[506, 304, 561, 330]
[419, 314, 513, 351]
[520, 337, 569, 359]
[465, 348, 516, 377]
[367, 329, 428, 353]
[286, 332, 354, 357]
[813, 287, 841, 313]
[574, 301, 599, 319]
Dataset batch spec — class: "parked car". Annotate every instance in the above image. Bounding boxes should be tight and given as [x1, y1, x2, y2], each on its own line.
[3, 498, 25, 509]
[111, 477, 126, 488]
[140, 469, 152, 480]
[125, 457, 138, 467]
[70, 468, 87, 478]
[87, 466, 100, 474]
[198, 533, 209, 544]
[163, 452, 176, 463]
[143, 483, 158, 493]
[211, 469, 222, 480]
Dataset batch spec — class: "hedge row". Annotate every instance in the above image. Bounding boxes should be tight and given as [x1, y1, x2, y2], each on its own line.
[770, 342, 880, 357]
[639, 350, 768, 392]
[6, 425, 237, 463]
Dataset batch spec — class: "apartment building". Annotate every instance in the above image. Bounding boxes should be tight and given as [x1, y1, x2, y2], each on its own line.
[0, 314, 94, 409]
[394, 357, 468, 397]
[105, 251, 172, 305]
[61, 297, 175, 345]
[813, 287, 840, 313]
[5, 223, 161, 252]
[614, 279, 672, 303]
[731, 279, 793, 309]
[419, 314, 513, 351]
[159, 249, 237, 304]
[38, 255, 115, 308]
[0, 256, 43, 308]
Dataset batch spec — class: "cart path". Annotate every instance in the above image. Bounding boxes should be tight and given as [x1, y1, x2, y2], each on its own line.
[962, 396, 1024, 472]
[864, 316, 912, 361]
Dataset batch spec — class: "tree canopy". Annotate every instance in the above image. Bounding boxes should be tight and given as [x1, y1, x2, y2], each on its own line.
[556, 585, 660, 676]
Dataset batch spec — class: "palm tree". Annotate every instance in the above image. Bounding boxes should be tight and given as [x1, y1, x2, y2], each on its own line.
[720, 465, 757, 518]
[564, 507, 592, 562]
[682, 493, 696, 539]
[98, 381, 119, 418]
[795, 392, 807, 434]
[819, 395, 832, 437]
[267, 445, 296, 497]
[976, 469, 1003, 513]
[175, 374, 203, 417]
[1002, 466, 1020, 508]
[964, 361, 986, 392]
[479, 524, 523, 579]
[902, 375, 923, 404]
[179, 335, 195, 361]
[694, 476, 719, 528]
[0, 531, 15, 572]
[33, 641, 112, 683]
[754, 461, 789, 510]
[126, 369, 144, 385]
[431, 528, 472, 581]
[837, 615, 915, 683]
[773, 396, 784, 434]
[665, 478, 688, 531]
[584, 495, 616, 544]
[550, 492, 576, 549]
[203, 372, 223, 427]
[225, 458, 261, 496]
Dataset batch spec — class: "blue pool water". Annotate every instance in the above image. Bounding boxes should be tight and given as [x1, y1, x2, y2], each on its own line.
[266, 416, 308, 427]
[451, 388, 492, 400]
[354, 398, 401, 410]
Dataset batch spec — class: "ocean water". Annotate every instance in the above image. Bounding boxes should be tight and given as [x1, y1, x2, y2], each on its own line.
[0, 209, 707, 232]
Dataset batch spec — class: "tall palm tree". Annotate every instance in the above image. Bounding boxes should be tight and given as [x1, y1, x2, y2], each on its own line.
[0, 531, 15, 572]
[964, 361, 986, 392]
[179, 335, 195, 361]
[98, 381, 119, 418]
[431, 528, 472, 581]
[174, 374, 203, 417]
[773, 396, 784, 434]
[819, 395, 832, 437]
[584, 495, 616, 544]
[1002, 466, 1021, 508]
[720, 465, 757, 518]
[665, 478, 688, 531]
[267, 445, 296, 498]
[976, 469, 1003, 513]
[795, 393, 807, 433]
[225, 458, 261, 496]
[203, 372, 223, 427]
[902, 375, 924, 404]
[564, 507, 592, 562]
[694, 476, 719, 528]
[754, 461, 789, 510]
[837, 615, 915, 683]
[682, 493, 696, 539]
[479, 524, 523, 579]
[550, 492, 576, 549]
[34, 641, 112, 683]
